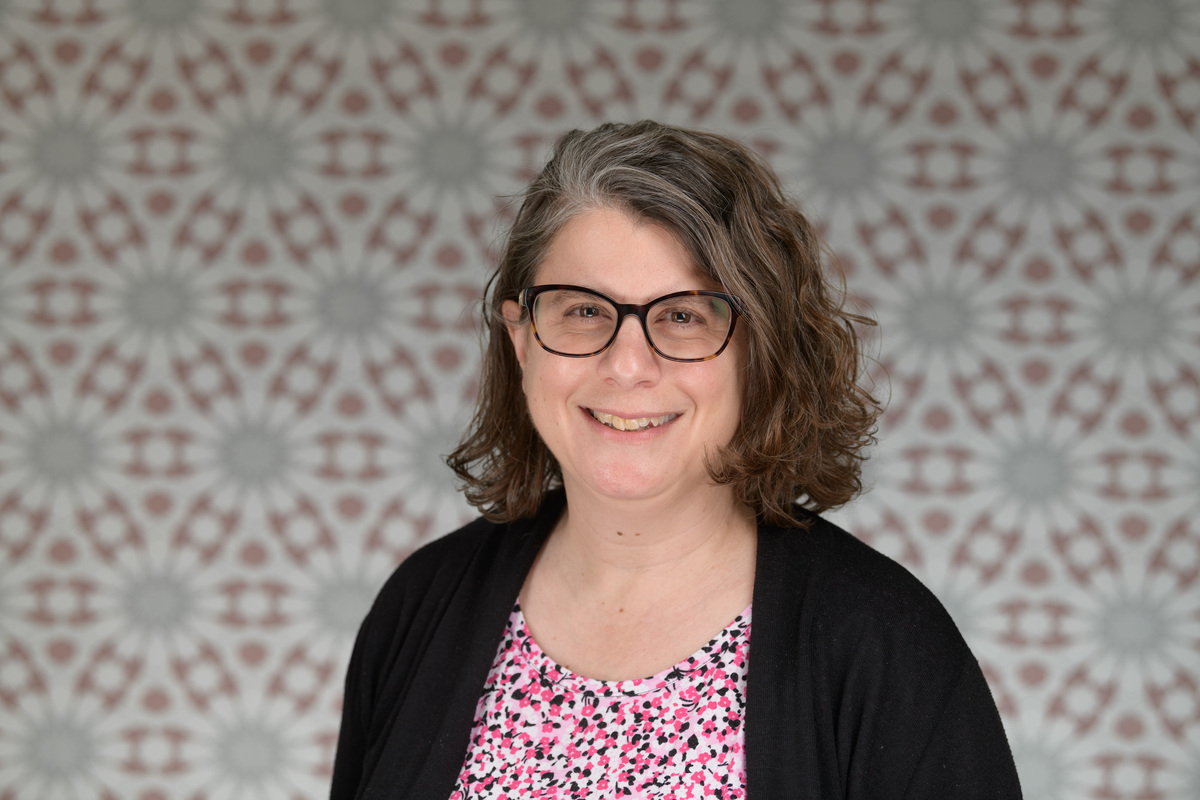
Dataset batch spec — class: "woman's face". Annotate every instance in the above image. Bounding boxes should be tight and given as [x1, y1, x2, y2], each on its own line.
[503, 207, 744, 507]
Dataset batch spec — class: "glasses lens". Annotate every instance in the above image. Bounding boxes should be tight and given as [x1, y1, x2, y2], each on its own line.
[646, 294, 734, 360]
[530, 289, 735, 360]
[531, 289, 618, 356]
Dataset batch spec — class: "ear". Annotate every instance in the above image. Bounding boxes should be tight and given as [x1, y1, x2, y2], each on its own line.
[501, 299, 528, 369]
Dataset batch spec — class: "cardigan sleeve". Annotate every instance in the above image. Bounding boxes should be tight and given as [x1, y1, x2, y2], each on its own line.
[328, 613, 371, 800]
[325, 527, 472, 800]
[324, 505, 555, 800]
[324, 526, 483, 800]
[900, 655, 1023, 799]
[804, 522, 1023, 800]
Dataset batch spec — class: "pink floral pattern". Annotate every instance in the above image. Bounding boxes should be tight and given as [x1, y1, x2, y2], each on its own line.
[451, 605, 751, 799]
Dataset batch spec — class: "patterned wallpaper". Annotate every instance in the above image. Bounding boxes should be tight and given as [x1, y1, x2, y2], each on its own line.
[0, 0, 1198, 798]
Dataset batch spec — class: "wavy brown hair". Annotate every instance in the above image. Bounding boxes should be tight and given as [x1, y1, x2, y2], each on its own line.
[447, 120, 881, 527]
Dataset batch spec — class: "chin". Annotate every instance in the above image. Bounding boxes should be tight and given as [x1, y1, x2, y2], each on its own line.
[568, 464, 695, 504]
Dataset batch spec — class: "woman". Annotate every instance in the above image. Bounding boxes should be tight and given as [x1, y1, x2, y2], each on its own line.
[330, 121, 1022, 799]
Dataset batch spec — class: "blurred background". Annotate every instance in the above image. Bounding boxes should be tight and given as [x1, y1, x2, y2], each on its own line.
[0, 0, 1198, 798]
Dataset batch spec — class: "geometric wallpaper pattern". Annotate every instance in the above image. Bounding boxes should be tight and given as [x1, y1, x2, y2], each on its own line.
[0, 1, 1198, 798]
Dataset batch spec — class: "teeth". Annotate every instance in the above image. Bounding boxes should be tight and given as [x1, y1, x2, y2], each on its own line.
[590, 410, 678, 431]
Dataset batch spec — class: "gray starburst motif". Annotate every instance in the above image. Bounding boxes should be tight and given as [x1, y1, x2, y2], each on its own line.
[1182, 749, 1200, 800]
[515, 0, 590, 37]
[216, 420, 293, 491]
[1090, 590, 1173, 665]
[321, 0, 396, 30]
[121, 271, 197, 336]
[907, 0, 984, 45]
[29, 117, 104, 191]
[706, 0, 786, 41]
[1003, 134, 1078, 204]
[400, 422, 461, 498]
[214, 719, 287, 788]
[23, 419, 100, 494]
[392, 402, 473, 530]
[855, 441, 889, 494]
[125, 0, 200, 29]
[315, 273, 389, 341]
[897, 285, 977, 355]
[1097, 287, 1174, 360]
[994, 437, 1074, 513]
[413, 122, 491, 196]
[1009, 735, 1069, 800]
[120, 570, 195, 635]
[1107, 0, 1183, 47]
[931, 581, 982, 644]
[221, 119, 295, 190]
[804, 129, 881, 207]
[309, 573, 378, 635]
[1189, 443, 1200, 503]
[19, 714, 97, 787]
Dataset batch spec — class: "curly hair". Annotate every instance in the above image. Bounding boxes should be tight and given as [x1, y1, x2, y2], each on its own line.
[446, 120, 881, 527]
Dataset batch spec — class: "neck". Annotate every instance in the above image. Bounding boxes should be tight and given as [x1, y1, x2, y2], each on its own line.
[548, 479, 756, 584]
[519, 480, 758, 680]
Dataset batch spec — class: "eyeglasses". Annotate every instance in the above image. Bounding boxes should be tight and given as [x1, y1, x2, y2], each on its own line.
[518, 284, 744, 362]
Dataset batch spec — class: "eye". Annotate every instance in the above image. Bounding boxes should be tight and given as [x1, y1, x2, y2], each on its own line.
[658, 306, 705, 326]
[569, 304, 604, 318]
[557, 301, 613, 324]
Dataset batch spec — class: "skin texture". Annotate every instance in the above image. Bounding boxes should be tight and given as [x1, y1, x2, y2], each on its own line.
[502, 207, 756, 681]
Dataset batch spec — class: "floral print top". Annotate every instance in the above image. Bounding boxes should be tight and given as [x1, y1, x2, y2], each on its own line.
[450, 603, 751, 799]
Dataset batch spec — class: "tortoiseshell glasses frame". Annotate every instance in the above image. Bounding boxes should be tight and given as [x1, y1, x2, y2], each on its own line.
[518, 284, 745, 363]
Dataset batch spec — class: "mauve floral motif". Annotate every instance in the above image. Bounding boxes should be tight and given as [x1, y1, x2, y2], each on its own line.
[0, 0, 1197, 797]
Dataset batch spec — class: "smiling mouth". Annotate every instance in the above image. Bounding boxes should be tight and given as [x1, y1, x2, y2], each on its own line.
[589, 409, 678, 432]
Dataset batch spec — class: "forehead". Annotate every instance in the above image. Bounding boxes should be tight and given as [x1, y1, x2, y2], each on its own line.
[533, 208, 718, 301]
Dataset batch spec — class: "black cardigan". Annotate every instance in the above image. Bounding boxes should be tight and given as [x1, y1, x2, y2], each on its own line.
[330, 491, 1022, 799]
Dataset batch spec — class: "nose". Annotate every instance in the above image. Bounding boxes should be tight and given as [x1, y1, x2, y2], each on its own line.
[599, 313, 661, 384]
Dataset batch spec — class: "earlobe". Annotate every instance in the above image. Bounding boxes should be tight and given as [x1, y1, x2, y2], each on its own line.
[501, 299, 528, 369]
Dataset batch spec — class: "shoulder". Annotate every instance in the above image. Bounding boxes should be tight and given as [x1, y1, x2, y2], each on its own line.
[359, 508, 538, 640]
[353, 491, 563, 670]
[351, 516, 499, 664]
[345, 507, 550, 716]
[332, 500, 561, 797]
[389, 514, 509, 588]
[764, 509, 957, 623]
[372, 516, 499, 606]
[757, 509, 969, 681]
[751, 512, 1020, 798]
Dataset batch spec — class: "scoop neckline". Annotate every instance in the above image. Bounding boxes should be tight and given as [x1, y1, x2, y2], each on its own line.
[510, 602, 751, 697]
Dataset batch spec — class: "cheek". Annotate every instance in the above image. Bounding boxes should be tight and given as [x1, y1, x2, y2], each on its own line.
[521, 358, 584, 445]
[698, 367, 744, 434]
[520, 356, 558, 429]
[521, 368, 537, 412]
[520, 365, 539, 420]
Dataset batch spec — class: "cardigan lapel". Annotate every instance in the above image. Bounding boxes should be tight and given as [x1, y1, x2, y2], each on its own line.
[360, 492, 564, 800]
[362, 494, 840, 799]
[745, 518, 830, 800]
